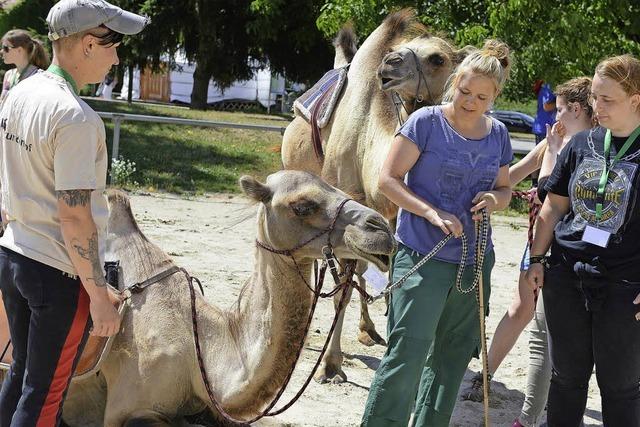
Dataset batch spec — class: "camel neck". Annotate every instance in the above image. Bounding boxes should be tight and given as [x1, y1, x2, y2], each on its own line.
[197, 242, 315, 418]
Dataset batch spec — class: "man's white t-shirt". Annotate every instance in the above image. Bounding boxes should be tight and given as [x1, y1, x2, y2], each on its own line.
[0, 70, 108, 275]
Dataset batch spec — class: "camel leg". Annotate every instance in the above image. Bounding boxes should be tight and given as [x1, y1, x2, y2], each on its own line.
[357, 284, 387, 347]
[314, 283, 354, 384]
[354, 261, 386, 347]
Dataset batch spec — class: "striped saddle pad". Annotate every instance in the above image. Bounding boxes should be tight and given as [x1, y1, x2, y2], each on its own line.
[294, 65, 348, 128]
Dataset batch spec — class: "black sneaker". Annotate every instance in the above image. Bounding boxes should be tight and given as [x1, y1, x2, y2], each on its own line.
[462, 371, 491, 402]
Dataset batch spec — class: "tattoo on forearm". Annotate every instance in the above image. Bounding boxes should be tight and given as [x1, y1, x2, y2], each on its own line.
[71, 231, 107, 287]
[56, 190, 92, 207]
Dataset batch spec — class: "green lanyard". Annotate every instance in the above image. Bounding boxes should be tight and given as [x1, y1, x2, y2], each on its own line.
[595, 125, 640, 222]
[46, 64, 78, 94]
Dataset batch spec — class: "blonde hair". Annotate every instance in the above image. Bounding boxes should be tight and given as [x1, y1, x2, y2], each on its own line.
[535, 77, 595, 165]
[556, 76, 594, 121]
[443, 39, 512, 102]
[2, 29, 50, 70]
[595, 54, 640, 99]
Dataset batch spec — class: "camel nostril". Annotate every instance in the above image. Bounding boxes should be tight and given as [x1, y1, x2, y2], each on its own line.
[365, 216, 389, 233]
[385, 54, 403, 65]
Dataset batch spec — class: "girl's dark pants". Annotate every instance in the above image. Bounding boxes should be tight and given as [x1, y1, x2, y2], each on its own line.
[543, 262, 640, 426]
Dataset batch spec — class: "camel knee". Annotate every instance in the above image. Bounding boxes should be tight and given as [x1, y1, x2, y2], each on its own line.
[123, 411, 172, 427]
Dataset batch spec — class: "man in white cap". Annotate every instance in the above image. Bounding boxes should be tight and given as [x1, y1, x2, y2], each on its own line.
[0, 1, 147, 426]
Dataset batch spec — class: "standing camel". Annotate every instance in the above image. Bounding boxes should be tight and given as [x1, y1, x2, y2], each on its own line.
[56, 170, 395, 426]
[281, 9, 472, 383]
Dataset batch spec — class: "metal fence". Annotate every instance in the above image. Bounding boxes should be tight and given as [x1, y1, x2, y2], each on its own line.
[96, 112, 288, 172]
[97, 111, 534, 180]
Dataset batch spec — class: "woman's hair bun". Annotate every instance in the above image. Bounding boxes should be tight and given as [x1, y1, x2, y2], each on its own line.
[482, 39, 511, 70]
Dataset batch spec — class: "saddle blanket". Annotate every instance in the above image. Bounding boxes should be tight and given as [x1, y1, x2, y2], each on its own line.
[294, 65, 348, 128]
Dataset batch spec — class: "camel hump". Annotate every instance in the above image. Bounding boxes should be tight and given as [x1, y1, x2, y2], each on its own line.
[333, 23, 357, 64]
[382, 8, 427, 42]
[106, 188, 132, 212]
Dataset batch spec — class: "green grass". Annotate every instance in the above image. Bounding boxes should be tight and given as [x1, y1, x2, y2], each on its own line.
[85, 99, 284, 194]
[494, 98, 537, 117]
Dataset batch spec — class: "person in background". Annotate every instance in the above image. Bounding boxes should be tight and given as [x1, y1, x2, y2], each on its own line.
[0, 29, 49, 103]
[531, 80, 557, 187]
[464, 77, 595, 427]
[97, 71, 117, 99]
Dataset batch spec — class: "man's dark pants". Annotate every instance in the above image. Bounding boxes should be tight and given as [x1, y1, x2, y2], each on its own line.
[0, 247, 90, 427]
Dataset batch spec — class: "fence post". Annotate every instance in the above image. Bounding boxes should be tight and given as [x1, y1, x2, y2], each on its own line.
[109, 115, 124, 184]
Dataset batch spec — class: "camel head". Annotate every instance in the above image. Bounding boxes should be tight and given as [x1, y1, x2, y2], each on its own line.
[240, 171, 396, 271]
[377, 35, 472, 105]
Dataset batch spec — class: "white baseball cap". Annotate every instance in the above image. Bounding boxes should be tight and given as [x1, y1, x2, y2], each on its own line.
[47, 0, 149, 41]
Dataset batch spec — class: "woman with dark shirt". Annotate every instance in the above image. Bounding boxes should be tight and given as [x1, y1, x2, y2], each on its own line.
[527, 55, 640, 425]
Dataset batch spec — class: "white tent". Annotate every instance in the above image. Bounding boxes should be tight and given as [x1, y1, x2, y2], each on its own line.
[120, 53, 286, 108]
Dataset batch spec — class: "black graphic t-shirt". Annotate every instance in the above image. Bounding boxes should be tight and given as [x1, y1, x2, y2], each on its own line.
[545, 126, 640, 280]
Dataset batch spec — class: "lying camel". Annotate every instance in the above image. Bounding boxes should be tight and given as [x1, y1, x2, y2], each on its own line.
[54, 170, 396, 426]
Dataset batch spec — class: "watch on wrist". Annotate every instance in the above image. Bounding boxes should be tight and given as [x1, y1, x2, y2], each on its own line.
[529, 255, 548, 268]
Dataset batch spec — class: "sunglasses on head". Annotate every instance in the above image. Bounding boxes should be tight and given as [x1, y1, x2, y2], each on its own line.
[1, 45, 14, 53]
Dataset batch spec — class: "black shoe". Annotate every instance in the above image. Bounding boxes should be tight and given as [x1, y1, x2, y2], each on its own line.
[462, 371, 491, 402]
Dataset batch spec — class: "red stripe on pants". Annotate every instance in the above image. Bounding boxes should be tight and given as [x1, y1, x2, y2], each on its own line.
[35, 287, 90, 427]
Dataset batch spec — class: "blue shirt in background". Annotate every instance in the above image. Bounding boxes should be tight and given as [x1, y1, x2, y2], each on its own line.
[395, 105, 513, 264]
[532, 83, 556, 136]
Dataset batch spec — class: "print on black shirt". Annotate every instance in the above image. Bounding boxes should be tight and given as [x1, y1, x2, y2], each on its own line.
[545, 127, 640, 280]
[569, 158, 637, 234]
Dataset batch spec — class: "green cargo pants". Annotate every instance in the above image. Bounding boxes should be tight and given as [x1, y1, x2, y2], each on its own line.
[361, 243, 494, 427]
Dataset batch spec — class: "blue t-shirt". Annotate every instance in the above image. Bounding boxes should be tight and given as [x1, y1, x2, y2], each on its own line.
[395, 105, 513, 264]
[532, 83, 556, 135]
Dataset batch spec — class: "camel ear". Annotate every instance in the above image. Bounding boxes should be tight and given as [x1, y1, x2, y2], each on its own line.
[453, 45, 476, 65]
[239, 175, 272, 203]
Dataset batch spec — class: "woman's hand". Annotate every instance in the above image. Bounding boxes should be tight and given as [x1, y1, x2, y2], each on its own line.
[546, 122, 565, 153]
[470, 191, 497, 221]
[526, 263, 545, 290]
[424, 208, 463, 237]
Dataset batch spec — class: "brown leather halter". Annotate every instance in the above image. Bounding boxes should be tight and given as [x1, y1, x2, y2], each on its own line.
[190, 197, 360, 425]
[392, 46, 436, 126]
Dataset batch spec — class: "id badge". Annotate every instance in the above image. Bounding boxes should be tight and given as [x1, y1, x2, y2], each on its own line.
[582, 225, 611, 248]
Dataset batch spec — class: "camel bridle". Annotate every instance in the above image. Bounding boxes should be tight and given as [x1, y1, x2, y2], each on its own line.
[391, 46, 436, 126]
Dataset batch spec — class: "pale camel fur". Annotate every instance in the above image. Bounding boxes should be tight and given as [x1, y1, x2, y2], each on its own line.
[59, 170, 395, 426]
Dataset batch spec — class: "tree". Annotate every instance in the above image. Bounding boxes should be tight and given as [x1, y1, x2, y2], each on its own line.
[249, 0, 334, 85]
[489, 0, 640, 100]
[0, 0, 53, 37]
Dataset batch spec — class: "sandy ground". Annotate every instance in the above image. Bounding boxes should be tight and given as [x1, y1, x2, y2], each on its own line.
[128, 191, 603, 427]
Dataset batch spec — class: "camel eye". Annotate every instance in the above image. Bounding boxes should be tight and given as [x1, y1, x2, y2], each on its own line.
[428, 54, 445, 66]
[291, 200, 318, 217]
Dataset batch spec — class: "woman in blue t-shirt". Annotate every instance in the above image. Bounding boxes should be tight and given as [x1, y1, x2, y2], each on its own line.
[361, 40, 513, 427]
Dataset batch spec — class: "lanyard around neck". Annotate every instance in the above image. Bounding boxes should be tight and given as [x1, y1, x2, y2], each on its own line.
[46, 64, 78, 94]
[595, 125, 640, 221]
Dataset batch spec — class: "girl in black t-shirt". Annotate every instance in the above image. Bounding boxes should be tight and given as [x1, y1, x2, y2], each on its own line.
[527, 55, 640, 426]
